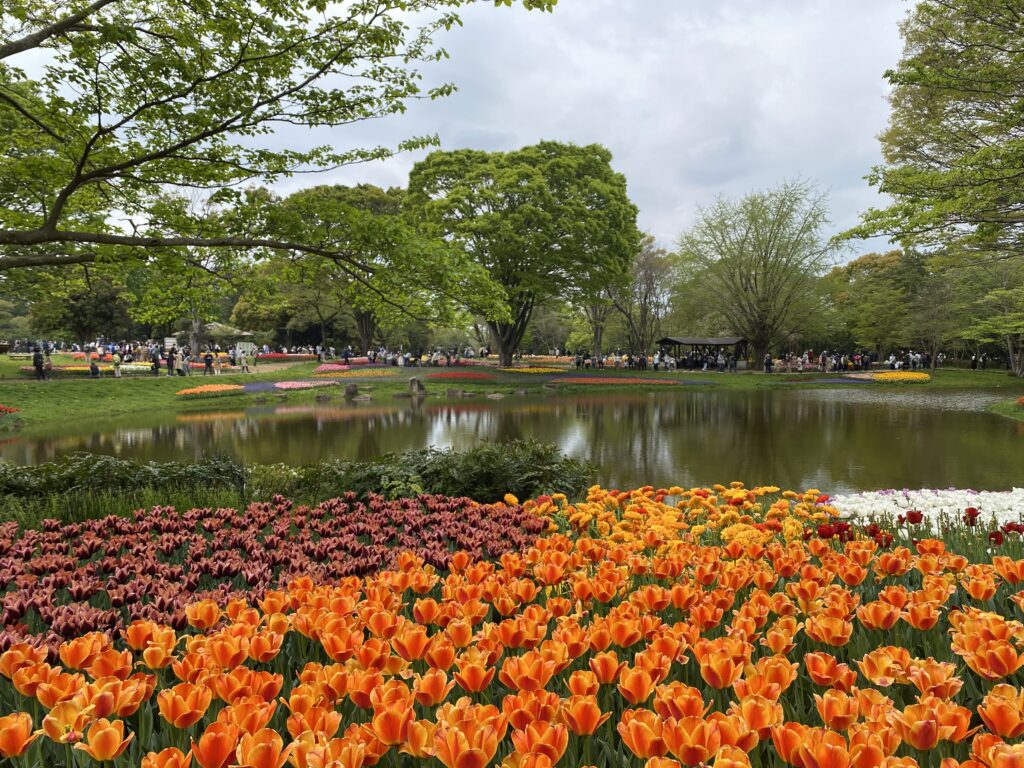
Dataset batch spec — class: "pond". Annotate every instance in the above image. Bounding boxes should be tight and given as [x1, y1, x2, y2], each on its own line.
[3, 388, 1022, 493]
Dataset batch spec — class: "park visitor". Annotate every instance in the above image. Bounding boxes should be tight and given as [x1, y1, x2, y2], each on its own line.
[239, 350, 250, 373]
[112, 350, 122, 378]
[203, 351, 214, 376]
[32, 348, 44, 380]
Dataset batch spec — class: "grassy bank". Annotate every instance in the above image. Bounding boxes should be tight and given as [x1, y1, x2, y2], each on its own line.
[989, 397, 1024, 422]
[2, 358, 1023, 432]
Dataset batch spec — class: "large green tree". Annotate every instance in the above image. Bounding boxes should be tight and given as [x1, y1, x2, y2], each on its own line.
[0, 0, 555, 272]
[850, 0, 1024, 257]
[678, 180, 837, 369]
[406, 142, 639, 366]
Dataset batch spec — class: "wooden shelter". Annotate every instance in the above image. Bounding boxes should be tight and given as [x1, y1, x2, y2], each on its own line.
[655, 336, 747, 359]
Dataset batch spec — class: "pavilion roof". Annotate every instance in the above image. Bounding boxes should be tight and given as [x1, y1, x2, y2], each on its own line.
[656, 336, 745, 346]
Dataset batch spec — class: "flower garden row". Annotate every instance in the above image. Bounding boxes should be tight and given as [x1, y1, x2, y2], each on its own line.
[2, 484, 1024, 767]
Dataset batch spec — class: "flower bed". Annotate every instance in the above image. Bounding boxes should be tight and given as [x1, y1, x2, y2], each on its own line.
[555, 376, 681, 385]
[0, 405, 19, 415]
[425, 371, 498, 382]
[314, 364, 351, 374]
[830, 487, 1024, 526]
[273, 380, 338, 391]
[175, 384, 245, 399]
[872, 371, 931, 383]
[5, 483, 1024, 767]
[499, 367, 565, 374]
[0, 495, 545, 649]
[19, 363, 155, 377]
[1017, 395, 1024, 408]
[255, 353, 318, 362]
[313, 368, 399, 379]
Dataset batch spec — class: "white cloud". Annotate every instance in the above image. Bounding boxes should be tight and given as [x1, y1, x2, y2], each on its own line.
[277, 0, 907, 256]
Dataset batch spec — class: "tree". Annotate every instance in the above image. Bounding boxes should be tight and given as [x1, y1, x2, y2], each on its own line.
[612, 235, 675, 354]
[406, 142, 639, 366]
[0, 0, 555, 272]
[678, 180, 837, 369]
[848, 0, 1024, 258]
[29, 267, 134, 344]
[271, 184, 500, 345]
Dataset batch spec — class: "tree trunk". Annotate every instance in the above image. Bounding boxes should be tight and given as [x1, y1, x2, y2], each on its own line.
[354, 309, 376, 353]
[752, 340, 769, 371]
[592, 324, 604, 361]
[488, 296, 535, 368]
[1009, 336, 1024, 377]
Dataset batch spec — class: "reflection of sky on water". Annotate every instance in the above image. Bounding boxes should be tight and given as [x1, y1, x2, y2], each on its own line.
[2, 389, 1022, 493]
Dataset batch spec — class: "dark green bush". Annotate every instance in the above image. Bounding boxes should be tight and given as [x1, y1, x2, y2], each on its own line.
[0, 440, 596, 524]
[248, 439, 596, 503]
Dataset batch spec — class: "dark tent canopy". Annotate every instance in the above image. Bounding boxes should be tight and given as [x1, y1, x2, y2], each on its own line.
[656, 336, 747, 359]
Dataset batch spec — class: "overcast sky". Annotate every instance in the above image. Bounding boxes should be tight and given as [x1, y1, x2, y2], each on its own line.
[280, 0, 907, 256]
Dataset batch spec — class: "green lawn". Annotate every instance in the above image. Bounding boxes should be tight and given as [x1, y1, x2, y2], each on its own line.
[2, 358, 1023, 433]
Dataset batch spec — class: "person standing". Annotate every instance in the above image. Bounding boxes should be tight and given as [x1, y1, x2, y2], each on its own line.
[113, 349, 122, 378]
[763, 353, 774, 374]
[203, 350, 214, 376]
[239, 349, 249, 373]
[32, 347, 44, 380]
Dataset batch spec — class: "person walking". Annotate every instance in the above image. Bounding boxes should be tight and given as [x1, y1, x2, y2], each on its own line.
[239, 350, 250, 373]
[112, 349, 122, 378]
[203, 350, 214, 376]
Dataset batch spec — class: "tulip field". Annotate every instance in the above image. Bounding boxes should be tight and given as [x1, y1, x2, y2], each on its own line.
[2, 485, 1024, 767]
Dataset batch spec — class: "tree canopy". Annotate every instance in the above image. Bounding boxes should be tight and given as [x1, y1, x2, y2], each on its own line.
[849, 0, 1024, 257]
[406, 141, 639, 365]
[0, 0, 555, 272]
[678, 180, 837, 369]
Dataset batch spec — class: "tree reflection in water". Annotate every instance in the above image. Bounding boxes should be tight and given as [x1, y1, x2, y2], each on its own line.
[3, 389, 1021, 493]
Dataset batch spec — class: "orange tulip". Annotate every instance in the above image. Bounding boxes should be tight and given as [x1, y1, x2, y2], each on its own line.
[453, 649, 496, 694]
[433, 723, 502, 768]
[771, 722, 808, 766]
[218, 696, 277, 734]
[560, 695, 610, 735]
[715, 745, 752, 768]
[402, 719, 438, 759]
[814, 688, 861, 731]
[74, 717, 135, 762]
[40, 698, 95, 744]
[59, 633, 110, 670]
[368, 702, 414, 746]
[414, 668, 456, 707]
[502, 690, 561, 730]
[186, 599, 223, 630]
[618, 709, 668, 759]
[142, 747, 193, 768]
[654, 682, 708, 720]
[732, 694, 784, 740]
[499, 651, 559, 692]
[510, 721, 569, 763]
[0, 712, 38, 758]
[159, 681, 214, 729]
[191, 722, 241, 768]
[857, 601, 902, 631]
[697, 650, 744, 689]
[618, 665, 657, 704]
[589, 651, 626, 684]
[236, 728, 293, 768]
[888, 702, 956, 751]
[567, 670, 600, 696]
[663, 717, 722, 767]
[286, 706, 344, 741]
[979, 684, 1024, 738]
[0, 644, 47, 678]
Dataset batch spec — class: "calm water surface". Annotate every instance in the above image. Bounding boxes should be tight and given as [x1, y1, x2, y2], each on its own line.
[4, 388, 1022, 493]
